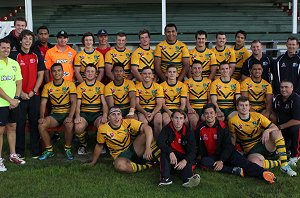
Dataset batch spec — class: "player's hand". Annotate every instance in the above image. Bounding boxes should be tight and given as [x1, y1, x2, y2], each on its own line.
[28, 91, 34, 98]
[213, 161, 224, 171]
[74, 117, 82, 124]
[187, 107, 196, 114]
[167, 111, 173, 118]
[169, 152, 177, 165]
[21, 92, 30, 100]
[38, 118, 46, 124]
[216, 109, 225, 120]
[146, 112, 153, 122]
[262, 130, 270, 144]
[262, 111, 271, 119]
[175, 159, 187, 170]
[64, 117, 73, 124]
[101, 116, 107, 124]
[143, 147, 153, 161]
[9, 98, 20, 108]
[126, 114, 135, 119]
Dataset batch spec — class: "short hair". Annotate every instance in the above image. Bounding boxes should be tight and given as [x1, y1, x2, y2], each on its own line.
[235, 30, 247, 39]
[216, 31, 226, 39]
[251, 59, 262, 67]
[164, 23, 177, 32]
[202, 103, 217, 113]
[236, 96, 249, 106]
[219, 60, 229, 66]
[281, 80, 294, 87]
[287, 36, 299, 44]
[171, 109, 187, 119]
[108, 105, 122, 115]
[51, 63, 63, 71]
[112, 62, 124, 70]
[37, 26, 49, 34]
[19, 29, 35, 43]
[251, 40, 262, 45]
[116, 32, 126, 38]
[166, 64, 177, 71]
[192, 60, 202, 66]
[195, 30, 207, 40]
[141, 66, 152, 72]
[14, 17, 27, 26]
[138, 29, 150, 39]
[85, 63, 97, 72]
[81, 32, 95, 45]
[0, 38, 11, 45]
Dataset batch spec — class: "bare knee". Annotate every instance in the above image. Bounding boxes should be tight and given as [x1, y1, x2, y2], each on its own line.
[247, 154, 264, 168]
[114, 158, 132, 173]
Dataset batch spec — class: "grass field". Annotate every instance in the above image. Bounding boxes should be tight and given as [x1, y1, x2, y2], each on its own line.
[0, 132, 299, 198]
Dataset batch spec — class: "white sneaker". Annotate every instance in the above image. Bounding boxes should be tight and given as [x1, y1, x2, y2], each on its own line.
[101, 147, 107, 154]
[0, 158, 7, 172]
[77, 146, 88, 155]
[182, 174, 201, 188]
[9, 153, 26, 165]
[288, 157, 299, 167]
[281, 165, 297, 177]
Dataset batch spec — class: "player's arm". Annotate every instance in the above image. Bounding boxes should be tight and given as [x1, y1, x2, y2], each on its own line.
[75, 99, 82, 120]
[209, 66, 218, 81]
[140, 123, 154, 159]
[90, 143, 104, 166]
[264, 93, 273, 118]
[279, 120, 300, 130]
[105, 95, 114, 109]
[105, 63, 114, 81]
[44, 70, 50, 83]
[154, 57, 166, 81]
[74, 66, 84, 83]
[152, 97, 163, 116]
[96, 68, 105, 82]
[211, 95, 221, 113]
[0, 87, 20, 108]
[179, 97, 187, 111]
[66, 94, 77, 123]
[136, 97, 147, 115]
[39, 97, 48, 124]
[229, 63, 236, 76]
[129, 91, 136, 109]
[131, 66, 143, 82]
[162, 99, 172, 117]
[186, 95, 195, 114]
[28, 71, 44, 98]
[178, 57, 189, 82]
[101, 95, 108, 121]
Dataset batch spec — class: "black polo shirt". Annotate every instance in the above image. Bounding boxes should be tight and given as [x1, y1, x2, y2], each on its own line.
[274, 92, 300, 124]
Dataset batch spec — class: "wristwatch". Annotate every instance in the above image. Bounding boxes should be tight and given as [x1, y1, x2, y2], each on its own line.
[14, 96, 21, 101]
[33, 90, 37, 95]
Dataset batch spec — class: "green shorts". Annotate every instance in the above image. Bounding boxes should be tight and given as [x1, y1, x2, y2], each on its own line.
[220, 108, 235, 118]
[50, 113, 68, 125]
[80, 112, 101, 125]
[120, 108, 130, 117]
[117, 144, 138, 161]
[247, 141, 273, 157]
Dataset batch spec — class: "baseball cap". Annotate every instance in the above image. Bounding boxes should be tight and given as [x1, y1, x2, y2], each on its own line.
[97, 29, 108, 36]
[56, 30, 68, 38]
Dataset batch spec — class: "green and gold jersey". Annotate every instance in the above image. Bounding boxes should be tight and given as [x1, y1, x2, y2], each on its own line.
[241, 77, 272, 111]
[131, 46, 154, 73]
[189, 48, 218, 78]
[77, 80, 105, 113]
[228, 112, 272, 154]
[210, 78, 240, 109]
[160, 81, 188, 110]
[41, 80, 77, 114]
[105, 48, 131, 78]
[97, 119, 142, 159]
[104, 79, 136, 111]
[74, 49, 104, 80]
[185, 77, 211, 109]
[232, 46, 251, 81]
[136, 82, 164, 110]
[154, 40, 189, 74]
[211, 46, 236, 78]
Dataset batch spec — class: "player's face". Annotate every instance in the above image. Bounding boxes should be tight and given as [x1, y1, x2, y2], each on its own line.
[0, 42, 11, 59]
[286, 39, 299, 55]
[237, 101, 250, 115]
[51, 65, 64, 80]
[166, 67, 178, 80]
[196, 34, 207, 48]
[216, 35, 226, 47]
[116, 36, 126, 49]
[113, 66, 124, 81]
[37, 29, 49, 44]
[98, 35, 108, 45]
[139, 33, 150, 47]
[142, 69, 153, 83]
[85, 66, 97, 81]
[21, 35, 33, 50]
[171, 112, 185, 131]
[220, 64, 230, 78]
[235, 33, 245, 46]
[56, 36, 68, 47]
[204, 107, 217, 125]
[84, 36, 94, 48]
[14, 20, 26, 35]
[165, 27, 177, 43]
[250, 64, 263, 78]
[280, 82, 293, 98]
[108, 111, 122, 127]
[191, 63, 202, 77]
[250, 42, 262, 56]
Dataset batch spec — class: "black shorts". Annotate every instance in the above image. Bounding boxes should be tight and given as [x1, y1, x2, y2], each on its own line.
[0, 106, 20, 126]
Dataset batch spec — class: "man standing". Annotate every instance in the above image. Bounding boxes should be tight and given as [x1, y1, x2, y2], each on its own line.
[273, 37, 300, 95]
[0, 39, 25, 170]
[232, 30, 251, 81]
[154, 23, 189, 82]
[44, 30, 77, 82]
[34, 26, 54, 58]
[96, 29, 110, 56]
[9, 30, 45, 159]
[131, 29, 155, 82]
[274, 80, 300, 165]
[157, 110, 200, 187]
[4, 17, 27, 52]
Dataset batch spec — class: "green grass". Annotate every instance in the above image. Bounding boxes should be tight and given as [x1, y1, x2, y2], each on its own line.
[0, 133, 300, 198]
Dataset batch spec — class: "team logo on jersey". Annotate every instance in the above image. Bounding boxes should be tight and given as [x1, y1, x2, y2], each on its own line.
[203, 134, 208, 141]
[263, 61, 268, 66]
[285, 104, 290, 109]
[214, 134, 218, 140]
[203, 83, 208, 89]
[124, 129, 128, 134]
[225, 52, 230, 58]
[94, 55, 99, 61]
[95, 87, 100, 93]
[126, 53, 130, 58]
[63, 72, 70, 77]
[124, 85, 128, 92]
[217, 85, 222, 90]
[248, 84, 253, 89]
[238, 124, 243, 130]
[293, 63, 298, 67]
[68, 52, 73, 57]
[49, 88, 53, 93]
[139, 52, 144, 58]
[138, 90, 143, 95]
[230, 84, 236, 90]
[281, 63, 286, 67]
[82, 88, 86, 93]
[175, 46, 180, 52]
[176, 87, 181, 94]
[189, 84, 194, 89]
[192, 54, 196, 60]
[12, 66, 17, 72]
[178, 138, 182, 144]
[62, 87, 67, 93]
[252, 121, 258, 127]
[205, 54, 210, 59]
[80, 56, 85, 59]
[30, 59, 36, 64]
[238, 52, 244, 57]
[261, 84, 266, 90]
[112, 54, 117, 58]
[109, 132, 114, 138]
[162, 46, 166, 51]
[111, 88, 115, 94]
[163, 88, 168, 93]
[151, 90, 157, 96]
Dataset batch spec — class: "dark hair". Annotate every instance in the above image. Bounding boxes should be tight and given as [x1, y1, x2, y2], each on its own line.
[251, 40, 262, 45]
[85, 63, 97, 72]
[250, 59, 262, 70]
[219, 60, 229, 66]
[164, 23, 177, 32]
[51, 63, 63, 71]
[216, 31, 226, 39]
[138, 29, 150, 39]
[235, 30, 247, 39]
[81, 32, 95, 45]
[281, 80, 294, 88]
[202, 103, 217, 113]
[14, 17, 27, 26]
[19, 29, 35, 43]
[192, 60, 202, 66]
[195, 30, 207, 40]
[141, 66, 152, 72]
[171, 109, 186, 119]
[0, 38, 11, 45]
[112, 62, 124, 70]
[236, 96, 249, 106]
[108, 105, 122, 116]
[117, 32, 126, 37]
[287, 36, 299, 44]
[166, 64, 177, 71]
[37, 26, 49, 34]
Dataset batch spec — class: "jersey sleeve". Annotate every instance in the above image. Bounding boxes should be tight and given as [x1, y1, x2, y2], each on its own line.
[41, 83, 49, 98]
[129, 119, 143, 136]
[210, 80, 217, 95]
[154, 44, 162, 58]
[240, 80, 248, 92]
[104, 84, 113, 97]
[292, 96, 300, 120]
[181, 83, 188, 98]
[210, 52, 219, 66]
[97, 127, 106, 144]
[104, 50, 113, 65]
[156, 84, 164, 98]
[182, 45, 190, 58]
[266, 82, 273, 94]
[260, 113, 272, 129]
[74, 53, 81, 67]
[235, 80, 241, 94]
[131, 49, 139, 67]
[99, 82, 105, 95]
[227, 118, 236, 134]
[69, 82, 77, 95]
[229, 48, 236, 64]
[76, 83, 83, 99]
[44, 50, 54, 70]
[128, 80, 137, 92]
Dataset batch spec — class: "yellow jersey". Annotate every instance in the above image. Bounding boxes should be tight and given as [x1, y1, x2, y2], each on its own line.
[136, 82, 164, 110]
[211, 46, 236, 78]
[160, 81, 188, 110]
[105, 48, 131, 79]
[232, 46, 251, 81]
[131, 46, 154, 73]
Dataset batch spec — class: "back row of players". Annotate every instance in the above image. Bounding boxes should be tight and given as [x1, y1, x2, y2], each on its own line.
[0, 17, 299, 180]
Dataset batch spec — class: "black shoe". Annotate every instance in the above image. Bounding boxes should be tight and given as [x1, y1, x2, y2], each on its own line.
[158, 178, 173, 186]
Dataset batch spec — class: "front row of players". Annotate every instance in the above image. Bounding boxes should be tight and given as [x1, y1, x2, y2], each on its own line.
[35, 62, 297, 187]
